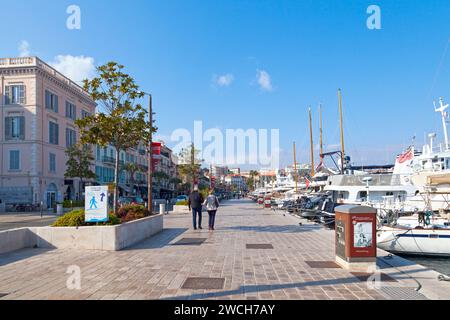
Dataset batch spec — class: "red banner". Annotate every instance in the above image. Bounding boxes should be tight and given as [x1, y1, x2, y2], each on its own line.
[151, 142, 161, 156]
[151, 142, 162, 171]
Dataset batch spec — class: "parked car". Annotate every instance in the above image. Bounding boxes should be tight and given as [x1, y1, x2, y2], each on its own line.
[118, 196, 145, 207]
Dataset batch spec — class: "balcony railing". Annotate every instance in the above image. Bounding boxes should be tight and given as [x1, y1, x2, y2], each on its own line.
[0, 57, 91, 99]
[102, 156, 116, 164]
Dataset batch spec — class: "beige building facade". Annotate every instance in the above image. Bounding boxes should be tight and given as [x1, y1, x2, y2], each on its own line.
[0, 57, 96, 208]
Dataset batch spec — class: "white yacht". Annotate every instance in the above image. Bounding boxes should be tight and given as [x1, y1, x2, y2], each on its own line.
[377, 98, 450, 257]
[377, 214, 450, 257]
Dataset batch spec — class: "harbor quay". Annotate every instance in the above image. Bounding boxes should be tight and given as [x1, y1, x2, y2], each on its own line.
[0, 199, 448, 300]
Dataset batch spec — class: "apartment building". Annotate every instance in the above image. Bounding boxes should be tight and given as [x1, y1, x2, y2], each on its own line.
[0, 57, 96, 208]
[224, 174, 247, 192]
[94, 143, 149, 197]
[153, 142, 178, 199]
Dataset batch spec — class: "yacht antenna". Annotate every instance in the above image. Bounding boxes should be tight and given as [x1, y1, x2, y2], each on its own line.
[434, 97, 449, 150]
[309, 106, 315, 177]
[338, 89, 345, 174]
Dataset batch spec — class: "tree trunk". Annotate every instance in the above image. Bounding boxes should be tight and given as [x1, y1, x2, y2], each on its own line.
[114, 148, 120, 214]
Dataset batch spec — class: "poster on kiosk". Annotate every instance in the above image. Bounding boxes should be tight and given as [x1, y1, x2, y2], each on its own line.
[85, 186, 109, 223]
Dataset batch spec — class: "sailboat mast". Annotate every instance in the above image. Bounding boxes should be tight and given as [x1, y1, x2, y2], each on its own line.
[309, 107, 315, 177]
[438, 98, 449, 150]
[293, 142, 298, 193]
[319, 103, 323, 161]
[338, 89, 345, 174]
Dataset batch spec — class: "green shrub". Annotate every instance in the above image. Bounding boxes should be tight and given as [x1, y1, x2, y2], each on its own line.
[117, 204, 150, 222]
[62, 200, 84, 208]
[175, 200, 188, 206]
[52, 209, 121, 227]
[52, 209, 85, 227]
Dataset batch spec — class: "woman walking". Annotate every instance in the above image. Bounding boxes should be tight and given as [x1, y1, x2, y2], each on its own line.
[204, 190, 220, 230]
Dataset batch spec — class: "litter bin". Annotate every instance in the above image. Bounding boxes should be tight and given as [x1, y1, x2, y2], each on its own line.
[159, 203, 165, 215]
[335, 205, 377, 271]
[56, 203, 64, 216]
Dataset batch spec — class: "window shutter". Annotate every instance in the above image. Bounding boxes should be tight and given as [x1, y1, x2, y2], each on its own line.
[19, 116, 25, 140]
[66, 128, 69, 147]
[4, 86, 10, 105]
[54, 96, 59, 113]
[73, 105, 77, 120]
[5, 117, 11, 140]
[45, 90, 50, 109]
[19, 85, 25, 104]
[9, 151, 13, 170]
[55, 123, 59, 145]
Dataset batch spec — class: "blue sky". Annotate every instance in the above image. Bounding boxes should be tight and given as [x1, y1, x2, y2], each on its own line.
[2, 0, 450, 169]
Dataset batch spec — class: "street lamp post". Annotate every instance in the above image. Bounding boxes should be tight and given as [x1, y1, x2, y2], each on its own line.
[138, 91, 153, 213]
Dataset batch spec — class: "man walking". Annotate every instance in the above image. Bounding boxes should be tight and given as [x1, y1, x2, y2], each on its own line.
[189, 185, 204, 230]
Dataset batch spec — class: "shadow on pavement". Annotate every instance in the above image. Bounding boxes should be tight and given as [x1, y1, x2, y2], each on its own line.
[161, 275, 376, 300]
[0, 247, 53, 267]
[222, 224, 322, 233]
[125, 228, 189, 250]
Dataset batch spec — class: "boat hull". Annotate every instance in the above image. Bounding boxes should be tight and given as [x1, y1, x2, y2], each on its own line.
[377, 226, 450, 257]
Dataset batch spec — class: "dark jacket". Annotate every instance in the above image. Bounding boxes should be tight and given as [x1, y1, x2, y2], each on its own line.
[188, 191, 204, 209]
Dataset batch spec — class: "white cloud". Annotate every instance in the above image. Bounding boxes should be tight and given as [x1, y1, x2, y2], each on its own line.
[214, 73, 234, 87]
[18, 40, 30, 57]
[49, 55, 95, 83]
[256, 69, 273, 91]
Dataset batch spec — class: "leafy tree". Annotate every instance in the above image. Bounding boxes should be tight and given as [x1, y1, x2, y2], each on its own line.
[76, 62, 156, 214]
[177, 143, 203, 191]
[64, 143, 96, 193]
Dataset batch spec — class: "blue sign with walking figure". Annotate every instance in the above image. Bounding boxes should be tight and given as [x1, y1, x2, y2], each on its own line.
[85, 186, 109, 222]
[89, 196, 98, 209]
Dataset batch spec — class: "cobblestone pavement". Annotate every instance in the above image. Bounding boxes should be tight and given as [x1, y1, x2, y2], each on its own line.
[0, 199, 435, 300]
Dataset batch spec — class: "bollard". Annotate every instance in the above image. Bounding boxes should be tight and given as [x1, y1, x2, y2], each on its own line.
[159, 203, 165, 215]
[56, 203, 63, 216]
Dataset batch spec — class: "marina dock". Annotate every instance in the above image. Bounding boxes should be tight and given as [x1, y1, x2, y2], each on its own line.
[0, 199, 448, 300]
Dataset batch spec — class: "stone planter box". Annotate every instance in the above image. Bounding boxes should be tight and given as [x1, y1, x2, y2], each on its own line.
[0, 213, 163, 254]
[0, 228, 36, 255]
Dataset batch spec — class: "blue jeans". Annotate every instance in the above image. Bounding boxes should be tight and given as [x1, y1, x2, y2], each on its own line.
[208, 210, 217, 229]
[192, 207, 202, 228]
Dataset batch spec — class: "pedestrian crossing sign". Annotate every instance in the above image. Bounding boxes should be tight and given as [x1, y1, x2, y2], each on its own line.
[85, 186, 109, 222]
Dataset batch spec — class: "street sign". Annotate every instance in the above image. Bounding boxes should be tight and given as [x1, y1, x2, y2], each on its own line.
[85, 186, 109, 223]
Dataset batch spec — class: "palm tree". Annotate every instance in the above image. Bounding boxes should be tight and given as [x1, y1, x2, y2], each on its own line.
[249, 170, 259, 190]
[153, 171, 170, 186]
[121, 162, 141, 195]
[169, 177, 182, 192]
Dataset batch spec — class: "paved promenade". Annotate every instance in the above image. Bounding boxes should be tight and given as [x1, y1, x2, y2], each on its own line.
[0, 199, 448, 300]
[0, 212, 57, 232]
